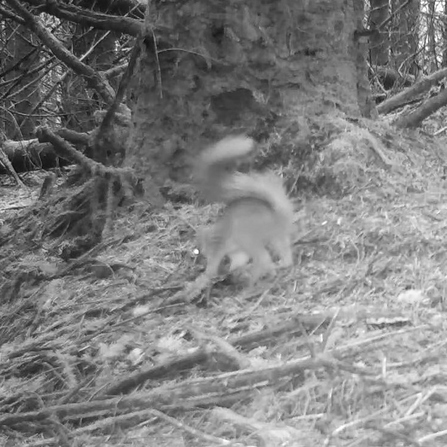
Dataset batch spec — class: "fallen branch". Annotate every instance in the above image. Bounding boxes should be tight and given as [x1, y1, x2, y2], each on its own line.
[0, 353, 351, 429]
[102, 313, 332, 396]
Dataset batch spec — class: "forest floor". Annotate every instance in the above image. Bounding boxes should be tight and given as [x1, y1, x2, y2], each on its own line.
[2, 128, 447, 446]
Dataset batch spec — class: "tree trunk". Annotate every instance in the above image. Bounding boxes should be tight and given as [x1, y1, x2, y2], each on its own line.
[443, 0, 447, 67]
[126, 0, 372, 203]
[391, 0, 420, 77]
[369, 0, 390, 66]
[427, 0, 438, 73]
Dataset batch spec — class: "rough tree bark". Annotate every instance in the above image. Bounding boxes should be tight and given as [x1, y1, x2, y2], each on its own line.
[126, 0, 373, 203]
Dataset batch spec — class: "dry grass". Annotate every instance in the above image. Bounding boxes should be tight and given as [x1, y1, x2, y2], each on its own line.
[2, 125, 447, 446]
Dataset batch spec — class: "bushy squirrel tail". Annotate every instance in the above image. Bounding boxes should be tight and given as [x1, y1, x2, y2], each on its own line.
[196, 135, 255, 203]
[197, 135, 294, 226]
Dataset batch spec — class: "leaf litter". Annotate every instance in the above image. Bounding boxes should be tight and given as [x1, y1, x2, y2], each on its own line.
[2, 124, 447, 446]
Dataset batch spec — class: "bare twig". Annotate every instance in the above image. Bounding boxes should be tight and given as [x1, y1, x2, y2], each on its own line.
[6, 0, 115, 105]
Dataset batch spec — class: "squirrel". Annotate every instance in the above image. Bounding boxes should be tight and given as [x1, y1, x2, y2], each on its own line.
[196, 135, 294, 285]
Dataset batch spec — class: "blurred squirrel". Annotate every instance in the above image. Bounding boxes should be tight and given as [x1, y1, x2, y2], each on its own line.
[196, 135, 294, 285]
